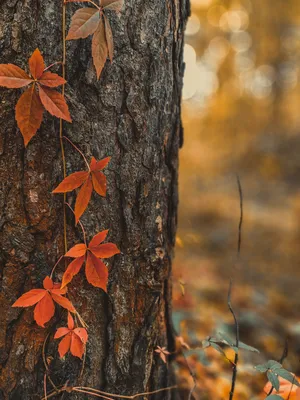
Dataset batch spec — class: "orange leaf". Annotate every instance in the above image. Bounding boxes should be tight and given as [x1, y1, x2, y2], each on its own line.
[89, 230, 109, 247]
[92, 17, 108, 79]
[43, 276, 54, 290]
[51, 293, 76, 312]
[38, 85, 72, 122]
[58, 333, 72, 358]
[103, 0, 123, 12]
[66, 8, 100, 40]
[264, 376, 300, 399]
[15, 85, 44, 146]
[68, 312, 75, 330]
[85, 252, 108, 291]
[91, 171, 107, 196]
[89, 243, 120, 258]
[70, 332, 85, 358]
[61, 256, 85, 288]
[103, 14, 114, 62]
[65, 244, 87, 258]
[52, 171, 89, 193]
[54, 327, 70, 339]
[39, 71, 67, 88]
[90, 156, 110, 171]
[12, 289, 46, 307]
[95, 157, 111, 171]
[0, 64, 32, 88]
[34, 292, 55, 327]
[74, 327, 88, 344]
[29, 48, 45, 79]
[74, 176, 93, 223]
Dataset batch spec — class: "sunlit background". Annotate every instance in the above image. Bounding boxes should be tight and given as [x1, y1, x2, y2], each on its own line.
[173, 0, 300, 398]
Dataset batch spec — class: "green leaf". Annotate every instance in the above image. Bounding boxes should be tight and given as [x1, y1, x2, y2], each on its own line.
[238, 341, 260, 353]
[276, 368, 300, 387]
[267, 360, 282, 370]
[267, 370, 280, 391]
[255, 363, 269, 373]
[202, 339, 210, 349]
[265, 395, 284, 399]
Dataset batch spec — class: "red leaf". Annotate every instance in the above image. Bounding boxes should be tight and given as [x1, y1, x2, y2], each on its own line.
[61, 256, 85, 288]
[73, 327, 88, 344]
[90, 156, 110, 171]
[92, 17, 108, 79]
[91, 171, 107, 196]
[90, 243, 120, 258]
[0, 64, 32, 88]
[38, 86, 72, 122]
[51, 293, 76, 312]
[85, 252, 108, 291]
[12, 289, 46, 307]
[70, 332, 85, 358]
[39, 71, 67, 88]
[54, 327, 70, 339]
[34, 292, 55, 327]
[15, 85, 44, 146]
[43, 276, 54, 290]
[65, 244, 87, 258]
[89, 230, 109, 247]
[29, 48, 45, 79]
[52, 171, 89, 193]
[51, 287, 68, 296]
[103, 0, 123, 12]
[58, 333, 72, 358]
[66, 8, 100, 40]
[95, 157, 111, 171]
[74, 176, 93, 223]
[68, 312, 75, 330]
[103, 14, 114, 62]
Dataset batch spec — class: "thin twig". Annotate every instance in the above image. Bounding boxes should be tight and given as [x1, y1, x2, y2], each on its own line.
[63, 136, 91, 171]
[43, 61, 63, 72]
[72, 385, 178, 399]
[42, 333, 60, 392]
[64, 202, 87, 244]
[44, 374, 48, 400]
[50, 255, 64, 279]
[60, 0, 68, 255]
[236, 175, 243, 258]
[228, 280, 239, 400]
[228, 176, 244, 400]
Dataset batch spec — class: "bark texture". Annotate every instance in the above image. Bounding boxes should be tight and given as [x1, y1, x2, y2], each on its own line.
[0, 0, 189, 398]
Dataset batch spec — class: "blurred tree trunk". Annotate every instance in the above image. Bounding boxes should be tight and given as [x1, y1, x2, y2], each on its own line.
[0, 0, 189, 398]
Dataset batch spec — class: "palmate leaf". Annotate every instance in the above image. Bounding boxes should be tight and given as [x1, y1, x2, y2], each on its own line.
[12, 276, 76, 327]
[0, 48, 71, 146]
[66, 0, 120, 79]
[54, 312, 88, 359]
[62, 230, 120, 290]
[52, 156, 110, 222]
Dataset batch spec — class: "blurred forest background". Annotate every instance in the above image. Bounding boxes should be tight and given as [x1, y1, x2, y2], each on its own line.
[172, 0, 300, 398]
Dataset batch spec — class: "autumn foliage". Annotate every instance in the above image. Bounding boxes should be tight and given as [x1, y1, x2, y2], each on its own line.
[54, 313, 88, 359]
[53, 156, 110, 222]
[12, 276, 75, 327]
[66, 0, 123, 78]
[0, 49, 71, 146]
[62, 229, 120, 290]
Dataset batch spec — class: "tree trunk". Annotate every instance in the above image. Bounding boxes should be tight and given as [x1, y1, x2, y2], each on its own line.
[0, 0, 189, 398]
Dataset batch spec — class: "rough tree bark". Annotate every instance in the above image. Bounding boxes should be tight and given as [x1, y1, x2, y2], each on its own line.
[0, 0, 189, 398]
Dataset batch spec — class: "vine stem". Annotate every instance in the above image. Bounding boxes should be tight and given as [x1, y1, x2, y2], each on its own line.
[63, 136, 91, 171]
[60, 0, 68, 255]
[50, 255, 64, 279]
[65, 202, 87, 246]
